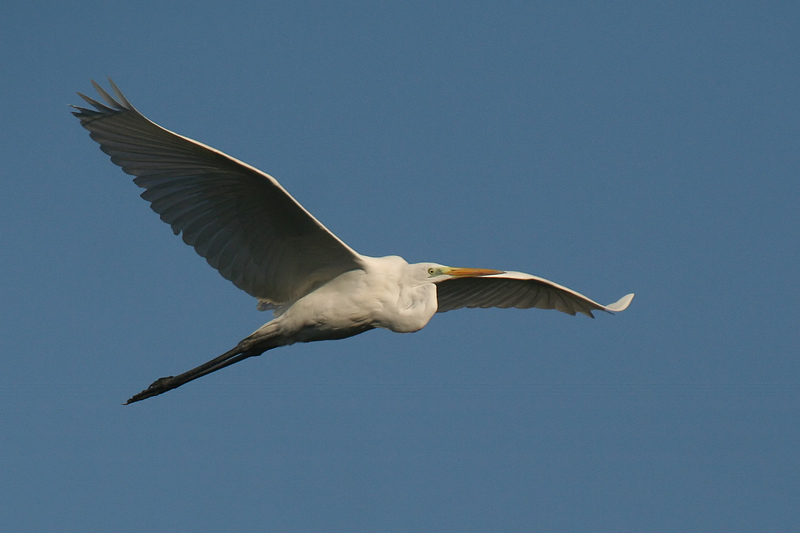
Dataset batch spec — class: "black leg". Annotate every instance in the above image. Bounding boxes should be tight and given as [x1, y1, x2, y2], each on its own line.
[124, 341, 268, 404]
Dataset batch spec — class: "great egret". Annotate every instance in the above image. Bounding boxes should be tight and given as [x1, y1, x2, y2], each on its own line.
[73, 80, 634, 404]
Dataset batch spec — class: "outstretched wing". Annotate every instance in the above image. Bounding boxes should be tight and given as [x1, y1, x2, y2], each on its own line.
[436, 271, 634, 317]
[73, 79, 363, 306]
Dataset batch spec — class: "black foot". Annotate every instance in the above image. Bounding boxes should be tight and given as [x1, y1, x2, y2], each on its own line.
[124, 376, 177, 405]
[122, 341, 269, 404]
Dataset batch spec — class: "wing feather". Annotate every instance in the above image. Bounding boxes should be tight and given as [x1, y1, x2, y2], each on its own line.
[436, 271, 634, 317]
[73, 79, 363, 305]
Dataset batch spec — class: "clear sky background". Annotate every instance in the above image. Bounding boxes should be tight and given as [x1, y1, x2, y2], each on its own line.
[2, 1, 798, 530]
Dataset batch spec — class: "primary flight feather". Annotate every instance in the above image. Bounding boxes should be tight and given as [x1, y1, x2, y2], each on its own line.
[73, 79, 634, 404]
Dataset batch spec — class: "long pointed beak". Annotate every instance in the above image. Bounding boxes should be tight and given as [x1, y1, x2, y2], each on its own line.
[445, 267, 505, 277]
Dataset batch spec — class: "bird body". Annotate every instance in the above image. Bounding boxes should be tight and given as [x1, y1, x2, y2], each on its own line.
[248, 258, 496, 348]
[283, 256, 437, 335]
[257, 256, 438, 343]
[72, 80, 634, 404]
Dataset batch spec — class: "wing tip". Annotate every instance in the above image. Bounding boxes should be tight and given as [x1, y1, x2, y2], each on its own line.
[605, 293, 634, 313]
[73, 78, 135, 117]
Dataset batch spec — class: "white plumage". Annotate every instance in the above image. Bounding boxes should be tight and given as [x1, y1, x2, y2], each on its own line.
[73, 80, 634, 404]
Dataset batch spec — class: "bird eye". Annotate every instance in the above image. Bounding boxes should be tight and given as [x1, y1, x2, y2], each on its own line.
[428, 267, 436, 276]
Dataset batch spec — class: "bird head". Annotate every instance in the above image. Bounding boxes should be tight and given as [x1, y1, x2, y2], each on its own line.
[425, 265, 505, 280]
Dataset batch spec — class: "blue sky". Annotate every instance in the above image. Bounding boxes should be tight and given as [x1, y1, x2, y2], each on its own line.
[2, 1, 798, 530]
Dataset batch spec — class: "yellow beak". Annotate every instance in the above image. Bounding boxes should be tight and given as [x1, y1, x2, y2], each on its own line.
[445, 267, 505, 277]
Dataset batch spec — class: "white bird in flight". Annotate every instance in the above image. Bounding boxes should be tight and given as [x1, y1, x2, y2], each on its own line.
[73, 80, 634, 404]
